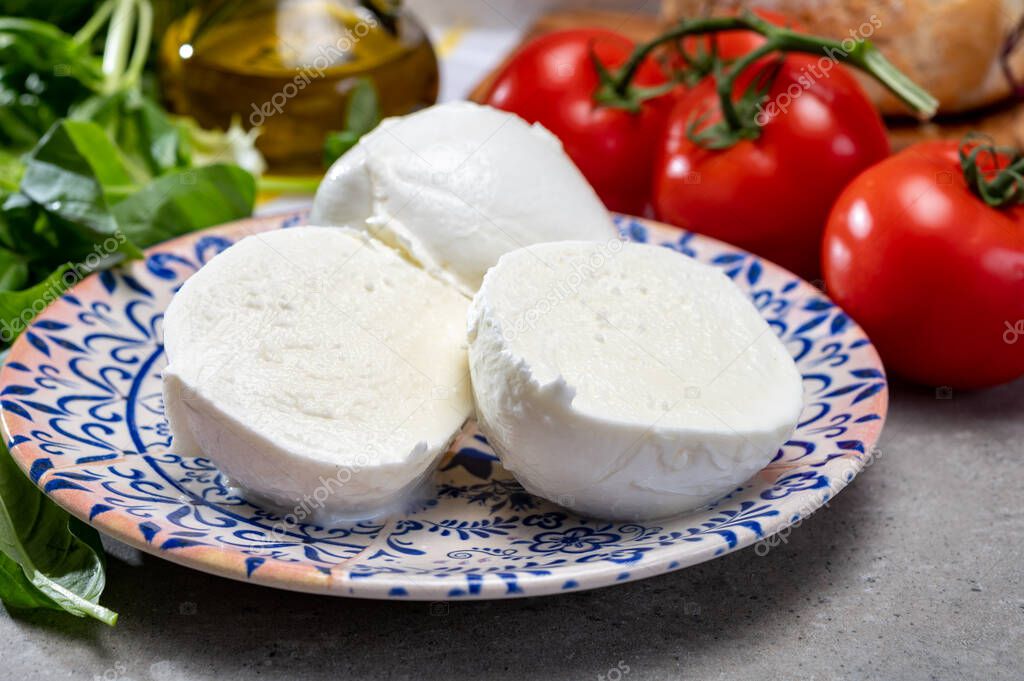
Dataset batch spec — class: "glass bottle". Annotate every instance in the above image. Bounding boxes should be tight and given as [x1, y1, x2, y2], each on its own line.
[160, 0, 438, 173]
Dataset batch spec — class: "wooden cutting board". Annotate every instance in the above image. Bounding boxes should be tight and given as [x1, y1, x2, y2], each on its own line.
[468, 8, 1024, 150]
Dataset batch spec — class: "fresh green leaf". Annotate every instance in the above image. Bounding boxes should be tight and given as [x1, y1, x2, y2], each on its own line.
[0, 0, 263, 627]
[0, 264, 71, 344]
[323, 130, 361, 166]
[0, 84, 65, 153]
[19, 120, 143, 259]
[23, 119, 140, 198]
[0, 551, 63, 611]
[112, 163, 256, 247]
[0, 150, 23, 194]
[0, 440, 116, 624]
[0, 18, 103, 150]
[0, 1, 98, 33]
[323, 78, 380, 166]
[71, 90, 187, 179]
[0, 18, 95, 65]
[0, 246, 29, 292]
[0, 192, 59, 260]
[0, 194, 125, 277]
[344, 78, 381, 139]
[5, 116, 257, 272]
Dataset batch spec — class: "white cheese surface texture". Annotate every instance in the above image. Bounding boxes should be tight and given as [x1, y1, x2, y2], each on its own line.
[468, 241, 804, 520]
[162, 227, 473, 523]
[310, 102, 617, 294]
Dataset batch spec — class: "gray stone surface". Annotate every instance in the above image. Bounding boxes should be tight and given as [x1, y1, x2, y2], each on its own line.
[2, 378, 1022, 681]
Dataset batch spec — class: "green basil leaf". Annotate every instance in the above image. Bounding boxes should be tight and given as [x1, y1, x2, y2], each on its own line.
[0, 264, 71, 344]
[323, 78, 380, 166]
[0, 551, 62, 610]
[71, 91, 187, 179]
[0, 440, 116, 624]
[112, 163, 256, 248]
[0, 2, 97, 33]
[0, 96, 60, 152]
[0, 246, 29, 292]
[0, 152, 31, 260]
[0, 19, 101, 85]
[322, 130, 360, 167]
[345, 78, 381, 138]
[0, 193, 51, 257]
[0, 149, 23, 194]
[0, 18, 103, 150]
[19, 120, 143, 260]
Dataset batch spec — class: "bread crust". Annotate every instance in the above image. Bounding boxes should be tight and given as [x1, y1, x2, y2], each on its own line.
[662, 0, 1024, 115]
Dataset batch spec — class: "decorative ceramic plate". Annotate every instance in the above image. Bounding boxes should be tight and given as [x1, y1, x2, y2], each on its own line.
[0, 214, 887, 600]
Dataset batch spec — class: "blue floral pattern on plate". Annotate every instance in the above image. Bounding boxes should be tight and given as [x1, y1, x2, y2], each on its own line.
[0, 214, 888, 599]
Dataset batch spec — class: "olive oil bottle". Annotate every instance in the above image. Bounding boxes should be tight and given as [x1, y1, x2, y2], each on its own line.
[160, 0, 438, 173]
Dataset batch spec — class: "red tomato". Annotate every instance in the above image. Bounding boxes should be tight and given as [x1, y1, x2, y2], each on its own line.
[485, 29, 675, 216]
[823, 141, 1024, 389]
[652, 54, 889, 279]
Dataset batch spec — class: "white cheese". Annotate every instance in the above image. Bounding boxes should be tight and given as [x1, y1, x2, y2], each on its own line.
[467, 240, 804, 520]
[310, 101, 617, 294]
[162, 227, 473, 523]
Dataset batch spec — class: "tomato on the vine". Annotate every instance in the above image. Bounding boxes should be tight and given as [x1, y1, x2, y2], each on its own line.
[485, 29, 676, 216]
[823, 140, 1024, 389]
[652, 54, 890, 279]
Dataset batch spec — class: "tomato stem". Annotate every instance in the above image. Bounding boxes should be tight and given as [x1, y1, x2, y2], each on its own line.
[613, 16, 742, 92]
[714, 41, 776, 130]
[959, 133, 1024, 207]
[611, 11, 937, 134]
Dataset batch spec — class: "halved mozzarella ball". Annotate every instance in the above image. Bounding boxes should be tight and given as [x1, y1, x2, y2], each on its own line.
[162, 227, 472, 523]
[467, 240, 803, 520]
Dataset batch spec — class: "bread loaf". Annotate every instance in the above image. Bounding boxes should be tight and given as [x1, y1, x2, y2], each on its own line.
[662, 0, 1024, 116]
